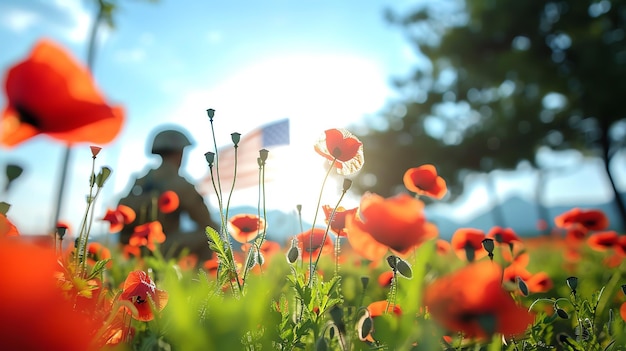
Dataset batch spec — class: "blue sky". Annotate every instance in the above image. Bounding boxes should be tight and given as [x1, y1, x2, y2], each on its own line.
[1, 0, 624, 235]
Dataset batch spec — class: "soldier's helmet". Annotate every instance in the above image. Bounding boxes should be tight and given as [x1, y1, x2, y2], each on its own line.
[150, 128, 193, 155]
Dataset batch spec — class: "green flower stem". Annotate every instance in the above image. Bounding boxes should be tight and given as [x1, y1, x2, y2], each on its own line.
[308, 157, 337, 287]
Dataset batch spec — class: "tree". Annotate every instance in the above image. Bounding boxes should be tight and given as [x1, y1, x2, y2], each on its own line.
[355, 0, 626, 228]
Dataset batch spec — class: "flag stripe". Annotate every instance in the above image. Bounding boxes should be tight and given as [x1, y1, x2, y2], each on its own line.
[203, 119, 289, 192]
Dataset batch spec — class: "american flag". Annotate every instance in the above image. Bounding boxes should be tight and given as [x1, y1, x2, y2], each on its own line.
[205, 118, 290, 192]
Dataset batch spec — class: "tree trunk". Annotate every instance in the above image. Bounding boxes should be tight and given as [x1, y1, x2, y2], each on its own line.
[534, 169, 552, 234]
[485, 172, 506, 228]
[599, 124, 626, 231]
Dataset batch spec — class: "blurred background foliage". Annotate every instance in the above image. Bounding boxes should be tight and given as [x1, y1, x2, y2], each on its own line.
[354, 0, 626, 227]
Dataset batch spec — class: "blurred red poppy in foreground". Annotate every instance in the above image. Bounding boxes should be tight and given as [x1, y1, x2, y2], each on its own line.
[314, 128, 364, 175]
[158, 190, 179, 214]
[403, 164, 447, 199]
[1, 39, 124, 146]
[346, 193, 437, 261]
[0, 213, 19, 237]
[120, 270, 169, 321]
[129, 221, 166, 251]
[424, 261, 534, 339]
[102, 205, 136, 233]
[0, 238, 100, 350]
[322, 205, 357, 237]
[228, 214, 266, 243]
[554, 208, 609, 231]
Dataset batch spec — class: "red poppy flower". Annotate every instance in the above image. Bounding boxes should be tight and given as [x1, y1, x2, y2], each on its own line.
[203, 255, 220, 277]
[368, 300, 402, 317]
[129, 221, 166, 251]
[102, 205, 136, 233]
[617, 300, 626, 323]
[554, 208, 609, 231]
[424, 261, 535, 339]
[314, 128, 364, 175]
[228, 214, 266, 243]
[587, 231, 619, 251]
[614, 236, 626, 257]
[435, 239, 452, 255]
[360, 301, 402, 342]
[346, 193, 438, 261]
[0, 238, 100, 350]
[1, 39, 124, 146]
[322, 205, 357, 237]
[158, 190, 179, 214]
[241, 240, 281, 262]
[122, 244, 141, 259]
[486, 226, 520, 245]
[563, 223, 589, 244]
[120, 270, 169, 321]
[87, 242, 112, 268]
[450, 228, 488, 262]
[378, 271, 394, 287]
[402, 164, 447, 199]
[0, 213, 19, 237]
[525, 272, 553, 293]
[502, 263, 532, 286]
[296, 228, 334, 261]
[177, 254, 199, 270]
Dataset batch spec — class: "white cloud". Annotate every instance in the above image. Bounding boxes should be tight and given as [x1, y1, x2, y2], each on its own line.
[0, 1, 92, 42]
[52, 0, 92, 43]
[114, 48, 146, 63]
[1, 8, 39, 33]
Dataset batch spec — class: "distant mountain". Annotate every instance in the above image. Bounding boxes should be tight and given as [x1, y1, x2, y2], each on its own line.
[425, 194, 626, 240]
[164, 195, 626, 245]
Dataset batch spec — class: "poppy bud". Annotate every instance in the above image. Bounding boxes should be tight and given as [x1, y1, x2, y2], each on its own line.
[342, 178, 352, 192]
[482, 238, 495, 254]
[296, 204, 302, 213]
[621, 284, 626, 296]
[56, 225, 67, 240]
[5, 164, 23, 192]
[357, 314, 373, 341]
[556, 308, 569, 319]
[204, 152, 215, 167]
[360, 276, 369, 290]
[395, 258, 413, 279]
[517, 276, 529, 296]
[566, 276, 578, 293]
[96, 166, 112, 187]
[0, 201, 10, 216]
[259, 149, 269, 162]
[90, 145, 102, 158]
[386, 255, 397, 270]
[286, 242, 300, 264]
[206, 108, 215, 119]
[231, 132, 241, 146]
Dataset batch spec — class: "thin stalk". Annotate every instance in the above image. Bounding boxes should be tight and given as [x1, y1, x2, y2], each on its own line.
[312, 189, 347, 279]
[308, 158, 337, 286]
[53, 0, 104, 231]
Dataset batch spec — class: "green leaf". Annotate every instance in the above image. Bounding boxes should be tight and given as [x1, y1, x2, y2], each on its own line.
[86, 259, 111, 280]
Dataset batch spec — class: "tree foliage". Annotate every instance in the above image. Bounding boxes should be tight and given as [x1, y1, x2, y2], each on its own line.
[355, 0, 626, 220]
